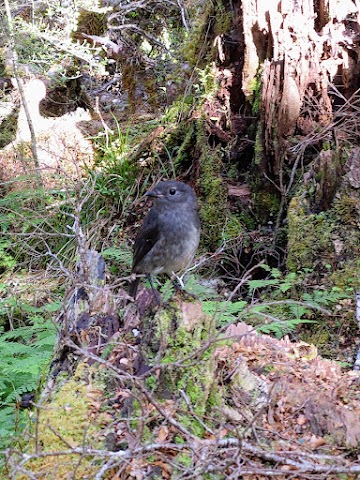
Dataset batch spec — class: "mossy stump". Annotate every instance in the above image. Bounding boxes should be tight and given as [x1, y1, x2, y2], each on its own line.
[141, 301, 219, 436]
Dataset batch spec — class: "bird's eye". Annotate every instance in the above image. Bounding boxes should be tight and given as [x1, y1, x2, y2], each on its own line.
[169, 188, 176, 195]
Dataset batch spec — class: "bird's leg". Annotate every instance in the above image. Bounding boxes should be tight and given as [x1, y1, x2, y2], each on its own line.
[147, 274, 161, 305]
[128, 276, 140, 301]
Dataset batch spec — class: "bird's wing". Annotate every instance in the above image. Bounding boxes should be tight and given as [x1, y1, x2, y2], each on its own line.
[132, 208, 160, 271]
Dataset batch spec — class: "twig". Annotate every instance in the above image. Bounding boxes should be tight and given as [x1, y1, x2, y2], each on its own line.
[354, 292, 360, 370]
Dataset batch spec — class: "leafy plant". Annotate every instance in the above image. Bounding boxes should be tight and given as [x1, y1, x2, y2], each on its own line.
[91, 120, 143, 216]
[194, 65, 217, 101]
[202, 299, 247, 325]
[0, 298, 59, 456]
[0, 240, 16, 271]
[160, 278, 176, 303]
[182, 275, 219, 300]
[0, 176, 119, 271]
[201, 266, 352, 338]
[12, 16, 105, 76]
[102, 245, 132, 275]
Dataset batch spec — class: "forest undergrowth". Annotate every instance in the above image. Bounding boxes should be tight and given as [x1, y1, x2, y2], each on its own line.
[1, 0, 360, 478]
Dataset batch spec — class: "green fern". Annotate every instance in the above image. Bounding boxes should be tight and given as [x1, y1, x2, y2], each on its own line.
[201, 266, 352, 337]
[102, 246, 133, 268]
[182, 275, 219, 299]
[202, 300, 247, 327]
[0, 300, 58, 456]
[159, 278, 176, 302]
[258, 318, 317, 337]
[0, 240, 16, 270]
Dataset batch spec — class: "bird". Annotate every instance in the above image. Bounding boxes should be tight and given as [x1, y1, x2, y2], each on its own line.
[129, 180, 201, 302]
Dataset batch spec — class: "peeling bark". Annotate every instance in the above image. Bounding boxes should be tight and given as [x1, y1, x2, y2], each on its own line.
[242, 0, 360, 175]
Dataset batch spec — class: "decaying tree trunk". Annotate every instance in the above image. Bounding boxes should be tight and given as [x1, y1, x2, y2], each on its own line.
[235, 0, 360, 282]
[243, 0, 360, 175]
[50, 250, 119, 375]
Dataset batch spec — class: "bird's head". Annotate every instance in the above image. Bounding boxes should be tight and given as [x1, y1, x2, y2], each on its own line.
[145, 180, 197, 207]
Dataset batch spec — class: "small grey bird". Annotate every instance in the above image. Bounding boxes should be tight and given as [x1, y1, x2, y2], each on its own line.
[129, 180, 201, 301]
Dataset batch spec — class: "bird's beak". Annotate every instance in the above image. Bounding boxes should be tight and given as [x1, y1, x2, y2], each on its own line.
[145, 188, 164, 198]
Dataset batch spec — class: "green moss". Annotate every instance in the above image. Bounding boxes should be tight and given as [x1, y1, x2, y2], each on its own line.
[175, 452, 192, 467]
[224, 214, 244, 240]
[181, 0, 233, 66]
[285, 155, 360, 359]
[145, 374, 157, 391]
[214, 10, 233, 37]
[0, 115, 18, 149]
[196, 121, 227, 248]
[287, 197, 334, 272]
[248, 69, 262, 115]
[330, 260, 360, 291]
[332, 196, 360, 225]
[163, 98, 193, 125]
[287, 152, 360, 285]
[196, 64, 218, 100]
[18, 362, 110, 479]
[0, 53, 8, 76]
[173, 121, 196, 166]
[254, 123, 265, 167]
[238, 210, 257, 230]
[301, 329, 330, 349]
[253, 191, 280, 223]
[262, 365, 275, 374]
[181, 3, 214, 66]
[312, 150, 342, 211]
[143, 304, 219, 436]
[177, 413, 205, 437]
[72, 9, 107, 40]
